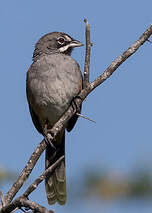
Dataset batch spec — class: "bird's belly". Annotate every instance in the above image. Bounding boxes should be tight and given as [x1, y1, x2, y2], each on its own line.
[27, 54, 82, 129]
[41, 93, 71, 126]
[32, 78, 79, 128]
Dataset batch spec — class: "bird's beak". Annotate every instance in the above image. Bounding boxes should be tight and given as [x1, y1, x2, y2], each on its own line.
[70, 40, 84, 48]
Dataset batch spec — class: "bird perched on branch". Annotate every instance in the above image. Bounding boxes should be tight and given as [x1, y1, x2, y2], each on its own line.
[26, 32, 83, 205]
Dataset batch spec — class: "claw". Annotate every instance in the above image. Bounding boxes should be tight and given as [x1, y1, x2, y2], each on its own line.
[44, 134, 56, 150]
[71, 96, 82, 114]
[43, 123, 56, 151]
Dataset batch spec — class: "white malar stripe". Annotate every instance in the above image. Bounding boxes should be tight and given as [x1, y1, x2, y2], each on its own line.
[59, 44, 71, 52]
[59, 43, 80, 53]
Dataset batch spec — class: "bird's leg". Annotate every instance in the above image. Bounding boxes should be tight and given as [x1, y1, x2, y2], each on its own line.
[44, 124, 64, 162]
[43, 123, 56, 151]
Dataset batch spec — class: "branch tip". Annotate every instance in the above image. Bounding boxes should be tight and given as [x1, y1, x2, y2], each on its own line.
[76, 113, 96, 123]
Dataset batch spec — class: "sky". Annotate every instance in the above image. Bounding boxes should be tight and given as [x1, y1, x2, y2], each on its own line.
[0, 0, 152, 212]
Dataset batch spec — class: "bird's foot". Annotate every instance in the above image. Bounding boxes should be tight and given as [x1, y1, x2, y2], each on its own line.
[44, 134, 56, 150]
[71, 96, 82, 114]
[43, 124, 56, 150]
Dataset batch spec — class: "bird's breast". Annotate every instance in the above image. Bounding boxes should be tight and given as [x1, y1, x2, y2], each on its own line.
[27, 54, 82, 127]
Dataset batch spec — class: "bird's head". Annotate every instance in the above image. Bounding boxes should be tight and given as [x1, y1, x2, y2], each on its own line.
[33, 32, 83, 61]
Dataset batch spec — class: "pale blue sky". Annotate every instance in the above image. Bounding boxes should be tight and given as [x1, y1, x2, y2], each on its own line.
[0, 0, 152, 212]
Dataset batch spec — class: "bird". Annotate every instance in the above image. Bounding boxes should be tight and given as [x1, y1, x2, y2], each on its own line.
[26, 32, 83, 205]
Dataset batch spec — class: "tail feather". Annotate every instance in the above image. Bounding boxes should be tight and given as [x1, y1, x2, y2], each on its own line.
[45, 130, 66, 205]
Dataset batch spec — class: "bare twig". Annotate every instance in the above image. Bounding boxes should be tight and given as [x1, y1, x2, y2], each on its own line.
[76, 113, 96, 123]
[23, 156, 64, 198]
[4, 140, 47, 206]
[88, 24, 152, 92]
[83, 19, 92, 88]
[1, 156, 64, 212]
[1, 197, 52, 213]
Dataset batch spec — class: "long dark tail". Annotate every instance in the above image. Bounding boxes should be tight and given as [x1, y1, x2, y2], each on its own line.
[45, 130, 66, 205]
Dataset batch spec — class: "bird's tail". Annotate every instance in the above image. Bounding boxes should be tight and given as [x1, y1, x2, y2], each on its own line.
[45, 130, 66, 205]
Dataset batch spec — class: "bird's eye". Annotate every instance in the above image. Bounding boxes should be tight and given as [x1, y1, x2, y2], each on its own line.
[57, 37, 65, 45]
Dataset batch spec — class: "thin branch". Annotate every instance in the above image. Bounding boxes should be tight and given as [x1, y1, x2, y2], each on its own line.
[88, 24, 152, 92]
[0, 157, 64, 213]
[23, 156, 64, 198]
[4, 139, 47, 206]
[83, 18, 91, 88]
[1, 197, 52, 213]
[0, 158, 64, 213]
[76, 112, 96, 123]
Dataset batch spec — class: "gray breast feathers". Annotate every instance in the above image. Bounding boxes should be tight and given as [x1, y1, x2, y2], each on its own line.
[27, 54, 82, 126]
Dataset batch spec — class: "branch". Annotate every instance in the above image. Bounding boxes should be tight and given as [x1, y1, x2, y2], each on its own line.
[1, 197, 53, 213]
[83, 19, 92, 88]
[1, 157, 64, 213]
[23, 156, 64, 198]
[89, 24, 152, 91]
[4, 140, 47, 205]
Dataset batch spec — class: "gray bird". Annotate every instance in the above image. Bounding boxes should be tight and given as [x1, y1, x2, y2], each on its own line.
[26, 32, 83, 205]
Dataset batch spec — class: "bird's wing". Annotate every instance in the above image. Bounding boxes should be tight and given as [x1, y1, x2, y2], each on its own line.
[28, 103, 43, 134]
[66, 62, 83, 132]
[26, 66, 43, 135]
